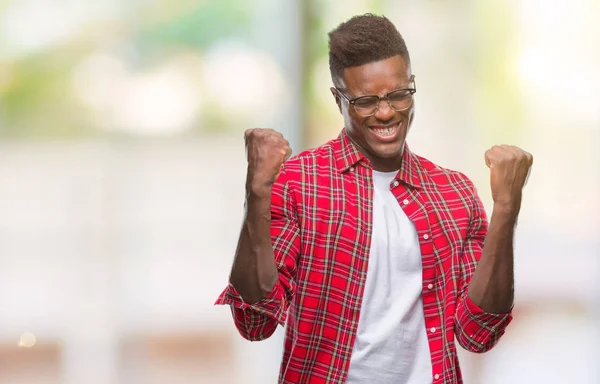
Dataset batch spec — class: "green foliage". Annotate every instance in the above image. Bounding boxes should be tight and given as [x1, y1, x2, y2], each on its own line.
[135, 0, 253, 50]
[0, 0, 254, 139]
[0, 50, 93, 138]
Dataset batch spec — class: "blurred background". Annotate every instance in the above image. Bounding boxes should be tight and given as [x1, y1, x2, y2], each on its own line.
[0, 0, 598, 383]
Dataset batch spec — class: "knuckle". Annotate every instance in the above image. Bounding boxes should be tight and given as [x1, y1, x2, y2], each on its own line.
[250, 129, 265, 140]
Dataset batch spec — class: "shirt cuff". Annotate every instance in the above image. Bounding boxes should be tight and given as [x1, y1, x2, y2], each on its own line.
[215, 282, 288, 326]
[461, 294, 513, 334]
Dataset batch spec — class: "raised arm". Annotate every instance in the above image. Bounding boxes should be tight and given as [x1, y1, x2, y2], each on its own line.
[467, 145, 533, 313]
[230, 128, 293, 303]
[455, 145, 533, 353]
[215, 128, 300, 341]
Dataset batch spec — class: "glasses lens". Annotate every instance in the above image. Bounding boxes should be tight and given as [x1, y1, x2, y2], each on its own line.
[353, 97, 379, 116]
[388, 90, 413, 111]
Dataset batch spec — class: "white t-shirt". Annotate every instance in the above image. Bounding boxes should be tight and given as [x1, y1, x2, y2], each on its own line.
[346, 170, 433, 384]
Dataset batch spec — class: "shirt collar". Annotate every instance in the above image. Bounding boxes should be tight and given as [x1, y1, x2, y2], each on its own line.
[334, 128, 422, 189]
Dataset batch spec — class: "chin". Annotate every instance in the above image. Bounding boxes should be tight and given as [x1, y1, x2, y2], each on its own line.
[370, 141, 405, 159]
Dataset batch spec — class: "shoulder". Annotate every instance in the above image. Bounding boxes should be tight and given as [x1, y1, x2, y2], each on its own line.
[412, 153, 486, 222]
[283, 137, 338, 175]
[413, 152, 477, 195]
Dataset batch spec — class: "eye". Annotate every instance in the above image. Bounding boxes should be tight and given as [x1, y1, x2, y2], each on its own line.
[387, 90, 411, 101]
[353, 96, 378, 108]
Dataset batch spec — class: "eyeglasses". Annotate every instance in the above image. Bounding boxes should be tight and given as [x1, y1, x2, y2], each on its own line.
[335, 76, 416, 117]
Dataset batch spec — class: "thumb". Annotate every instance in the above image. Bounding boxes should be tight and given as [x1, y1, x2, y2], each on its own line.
[484, 151, 493, 168]
[284, 147, 293, 162]
[524, 166, 532, 187]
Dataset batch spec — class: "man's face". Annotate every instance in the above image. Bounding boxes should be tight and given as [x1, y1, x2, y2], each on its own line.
[331, 55, 415, 172]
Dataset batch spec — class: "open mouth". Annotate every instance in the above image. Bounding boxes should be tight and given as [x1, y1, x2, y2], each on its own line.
[368, 122, 401, 140]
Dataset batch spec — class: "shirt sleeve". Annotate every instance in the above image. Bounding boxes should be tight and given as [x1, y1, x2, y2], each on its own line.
[454, 179, 513, 353]
[214, 166, 300, 341]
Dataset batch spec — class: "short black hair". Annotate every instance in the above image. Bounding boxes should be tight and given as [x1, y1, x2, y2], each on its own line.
[328, 13, 411, 86]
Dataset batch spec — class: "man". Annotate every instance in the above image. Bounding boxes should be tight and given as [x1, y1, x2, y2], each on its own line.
[216, 13, 533, 384]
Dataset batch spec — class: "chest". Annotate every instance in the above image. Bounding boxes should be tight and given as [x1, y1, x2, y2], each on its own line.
[371, 179, 422, 273]
[292, 168, 469, 286]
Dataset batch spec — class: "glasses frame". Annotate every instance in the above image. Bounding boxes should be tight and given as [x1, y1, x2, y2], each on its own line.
[335, 76, 417, 117]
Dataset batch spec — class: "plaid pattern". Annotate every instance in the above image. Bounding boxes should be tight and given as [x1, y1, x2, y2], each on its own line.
[216, 129, 512, 383]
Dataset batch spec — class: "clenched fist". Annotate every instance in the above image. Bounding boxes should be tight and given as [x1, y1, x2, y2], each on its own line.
[485, 145, 533, 212]
[245, 128, 292, 196]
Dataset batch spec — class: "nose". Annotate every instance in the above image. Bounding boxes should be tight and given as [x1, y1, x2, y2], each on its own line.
[373, 98, 395, 121]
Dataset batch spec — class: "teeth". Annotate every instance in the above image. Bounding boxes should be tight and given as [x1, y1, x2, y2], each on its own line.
[371, 124, 397, 137]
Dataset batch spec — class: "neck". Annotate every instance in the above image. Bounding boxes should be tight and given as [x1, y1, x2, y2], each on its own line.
[370, 157, 403, 172]
[345, 131, 405, 172]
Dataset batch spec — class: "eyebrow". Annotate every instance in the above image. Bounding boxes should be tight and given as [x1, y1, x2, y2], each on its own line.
[353, 85, 411, 98]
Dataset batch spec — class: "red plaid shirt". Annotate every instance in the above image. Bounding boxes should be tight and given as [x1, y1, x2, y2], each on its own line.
[216, 129, 512, 383]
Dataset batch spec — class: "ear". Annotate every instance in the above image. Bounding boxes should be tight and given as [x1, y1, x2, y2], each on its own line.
[330, 87, 342, 114]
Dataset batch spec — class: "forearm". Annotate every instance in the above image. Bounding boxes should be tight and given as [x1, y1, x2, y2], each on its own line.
[229, 188, 278, 304]
[467, 203, 517, 313]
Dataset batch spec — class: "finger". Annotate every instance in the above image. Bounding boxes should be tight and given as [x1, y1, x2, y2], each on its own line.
[484, 150, 493, 168]
[506, 145, 530, 161]
[257, 128, 281, 138]
[284, 146, 293, 161]
[524, 165, 532, 187]
[526, 151, 534, 166]
[486, 145, 514, 166]
[244, 128, 255, 139]
[270, 130, 284, 138]
[515, 148, 533, 169]
[508, 147, 527, 169]
[507, 146, 532, 173]
[505, 145, 522, 157]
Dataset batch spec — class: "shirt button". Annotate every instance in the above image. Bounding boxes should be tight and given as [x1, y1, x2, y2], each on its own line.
[403, 199, 409, 205]
[423, 234, 429, 240]
[349, 166, 354, 172]
[434, 374, 440, 380]
[392, 180, 399, 187]
[427, 283, 434, 289]
[430, 327, 437, 333]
